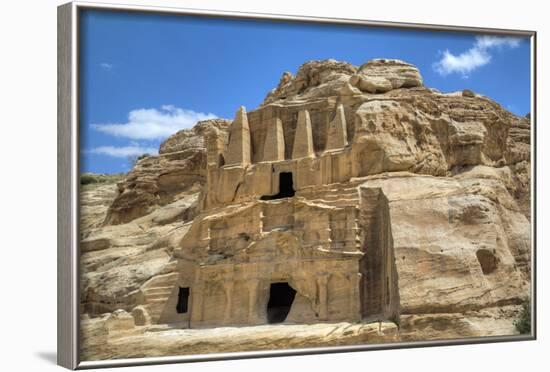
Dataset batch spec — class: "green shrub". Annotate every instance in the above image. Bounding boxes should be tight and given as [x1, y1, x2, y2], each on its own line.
[80, 173, 125, 186]
[514, 300, 531, 334]
[131, 153, 151, 166]
[137, 153, 151, 161]
[80, 173, 99, 185]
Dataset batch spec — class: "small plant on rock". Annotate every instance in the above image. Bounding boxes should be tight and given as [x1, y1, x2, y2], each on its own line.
[514, 300, 531, 334]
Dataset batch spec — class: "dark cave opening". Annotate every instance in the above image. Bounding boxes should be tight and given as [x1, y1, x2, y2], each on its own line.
[476, 249, 498, 274]
[176, 287, 190, 314]
[261, 172, 295, 200]
[266, 282, 296, 324]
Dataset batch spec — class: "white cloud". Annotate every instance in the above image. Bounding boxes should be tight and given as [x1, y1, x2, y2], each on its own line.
[161, 104, 176, 111]
[100, 62, 113, 71]
[87, 145, 158, 158]
[475, 36, 521, 49]
[92, 106, 217, 140]
[434, 36, 522, 77]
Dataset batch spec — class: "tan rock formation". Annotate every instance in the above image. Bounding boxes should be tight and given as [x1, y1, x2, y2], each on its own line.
[80, 58, 531, 360]
[81, 320, 399, 360]
[263, 59, 357, 105]
[102, 119, 229, 225]
[352, 59, 423, 92]
[131, 305, 151, 326]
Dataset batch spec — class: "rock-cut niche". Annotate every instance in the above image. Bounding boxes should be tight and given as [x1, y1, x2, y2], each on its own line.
[267, 282, 297, 323]
[476, 249, 498, 275]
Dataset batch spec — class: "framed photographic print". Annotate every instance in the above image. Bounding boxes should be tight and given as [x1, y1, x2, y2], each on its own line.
[57, 1, 536, 369]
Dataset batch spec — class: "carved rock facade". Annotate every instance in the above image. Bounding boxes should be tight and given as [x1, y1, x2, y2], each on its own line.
[147, 59, 530, 328]
[80, 59, 531, 356]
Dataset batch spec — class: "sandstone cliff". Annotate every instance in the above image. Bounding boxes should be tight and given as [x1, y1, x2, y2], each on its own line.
[80, 58, 531, 360]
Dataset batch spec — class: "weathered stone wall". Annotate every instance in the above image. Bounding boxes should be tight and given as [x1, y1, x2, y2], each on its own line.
[359, 187, 399, 321]
[359, 170, 530, 318]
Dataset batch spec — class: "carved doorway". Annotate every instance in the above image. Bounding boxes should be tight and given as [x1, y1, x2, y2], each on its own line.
[261, 172, 295, 200]
[266, 282, 296, 323]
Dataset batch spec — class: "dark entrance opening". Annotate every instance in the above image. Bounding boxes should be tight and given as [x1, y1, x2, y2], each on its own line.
[476, 249, 498, 274]
[267, 282, 296, 324]
[261, 172, 295, 200]
[176, 287, 190, 314]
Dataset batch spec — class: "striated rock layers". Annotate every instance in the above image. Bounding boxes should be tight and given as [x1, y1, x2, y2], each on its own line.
[80, 58, 531, 360]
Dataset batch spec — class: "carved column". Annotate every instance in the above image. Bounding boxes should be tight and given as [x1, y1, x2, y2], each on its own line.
[317, 275, 330, 320]
[349, 273, 361, 321]
[190, 282, 204, 325]
[223, 281, 234, 324]
[247, 279, 260, 323]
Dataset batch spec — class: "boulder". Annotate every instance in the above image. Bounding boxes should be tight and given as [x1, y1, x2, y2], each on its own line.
[132, 305, 151, 326]
[356, 58, 423, 89]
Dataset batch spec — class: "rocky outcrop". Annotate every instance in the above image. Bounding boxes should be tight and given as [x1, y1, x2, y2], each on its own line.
[263, 59, 357, 104]
[81, 320, 398, 360]
[158, 119, 230, 154]
[102, 119, 230, 226]
[101, 150, 204, 225]
[80, 58, 531, 360]
[361, 169, 530, 316]
[350, 59, 423, 93]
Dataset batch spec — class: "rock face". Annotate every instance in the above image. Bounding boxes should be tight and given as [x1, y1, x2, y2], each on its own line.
[103, 119, 230, 225]
[81, 321, 398, 360]
[80, 58, 531, 360]
[350, 59, 423, 93]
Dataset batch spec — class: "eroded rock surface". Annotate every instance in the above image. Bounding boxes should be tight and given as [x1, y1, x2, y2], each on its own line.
[80, 58, 531, 360]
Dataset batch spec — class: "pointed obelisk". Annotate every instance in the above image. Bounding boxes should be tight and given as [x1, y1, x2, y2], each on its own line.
[292, 110, 315, 159]
[325, 104, 348, 151]
[225, 106, 251, 166]
[263, 117, 285, 161]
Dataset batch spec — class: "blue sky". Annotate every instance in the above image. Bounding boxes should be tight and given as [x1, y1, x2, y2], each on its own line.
[80, 10, 531, 174]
